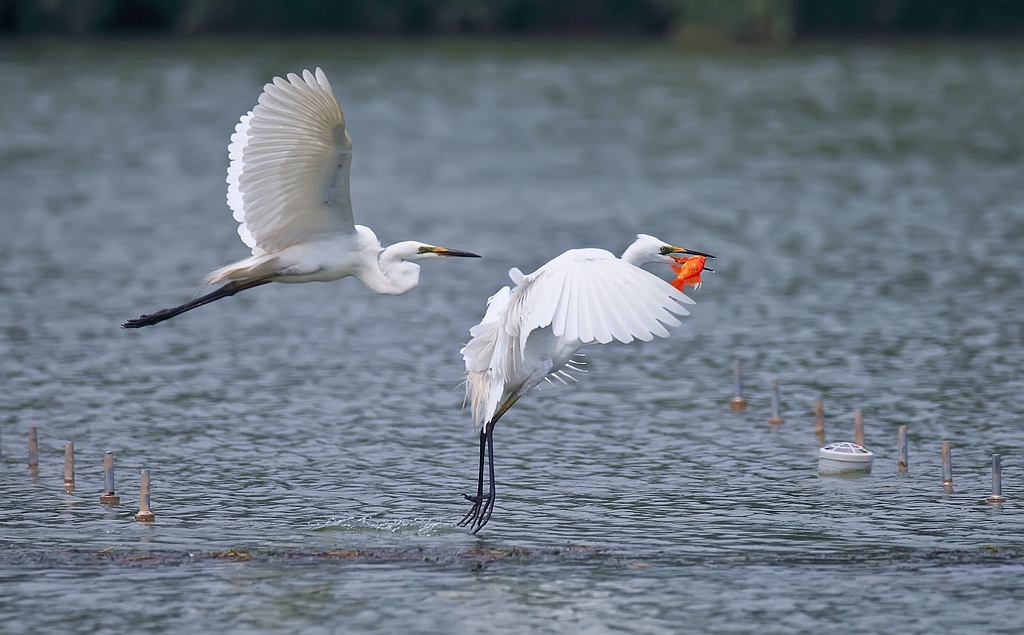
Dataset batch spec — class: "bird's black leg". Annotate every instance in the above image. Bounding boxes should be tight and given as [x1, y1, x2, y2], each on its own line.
[457, 394, 519, 533]
[475, 427, 497, 532]
[122, 277, 273, 328]
[458, 429, 488, 529]
[457, 426, 497, 534]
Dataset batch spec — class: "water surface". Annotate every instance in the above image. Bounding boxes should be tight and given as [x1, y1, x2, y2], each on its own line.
[1, 39, 1023, 634]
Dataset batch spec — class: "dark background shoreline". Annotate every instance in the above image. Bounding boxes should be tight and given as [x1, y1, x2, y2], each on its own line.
[4, 0, 1024, 41]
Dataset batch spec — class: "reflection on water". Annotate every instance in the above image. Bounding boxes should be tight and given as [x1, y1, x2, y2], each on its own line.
[1, 39, 1023, 634]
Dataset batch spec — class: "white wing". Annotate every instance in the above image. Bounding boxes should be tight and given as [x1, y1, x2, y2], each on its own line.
[226, 68, 355, 256]
[509, 248, 694, 349]
[462, 285, 512, 374]
[461, 285, 513, 428]
[461, 250, 695, 428]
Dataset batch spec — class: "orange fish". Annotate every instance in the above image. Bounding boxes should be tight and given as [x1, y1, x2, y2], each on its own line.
[669, 255, 711, 291]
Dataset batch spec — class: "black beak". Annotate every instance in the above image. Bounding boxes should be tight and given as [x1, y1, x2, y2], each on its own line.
[680, 248, 716, 259]
[433, 248, 482, 258]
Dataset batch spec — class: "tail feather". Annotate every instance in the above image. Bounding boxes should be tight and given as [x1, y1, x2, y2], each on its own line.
[203, 253, 279, 285]
[466, 369, 503, 431]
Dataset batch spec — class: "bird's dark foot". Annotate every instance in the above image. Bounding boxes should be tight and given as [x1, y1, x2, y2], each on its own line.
[121, 312, 165, 329]
[458, 491, 495, 533]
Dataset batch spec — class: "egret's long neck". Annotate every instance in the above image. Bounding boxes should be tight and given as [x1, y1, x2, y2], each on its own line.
[349, 226, 420, 296]
[357, 244, 420, 296]
[619, 242, 650, 267]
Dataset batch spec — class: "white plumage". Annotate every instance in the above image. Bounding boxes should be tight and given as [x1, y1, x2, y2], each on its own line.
[221, 68, 353, 264]
[462, 244, 694, 430]
[123, 68, 479, 329]
[457, 233, 715, 533]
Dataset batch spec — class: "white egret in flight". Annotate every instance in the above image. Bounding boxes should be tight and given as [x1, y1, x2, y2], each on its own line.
[123, 68, 479, 329]
[457, 234, 715, 533]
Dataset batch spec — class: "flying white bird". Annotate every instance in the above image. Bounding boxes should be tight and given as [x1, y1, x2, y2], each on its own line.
[123, 68, 479, 329]
[457, 234, 715, 533]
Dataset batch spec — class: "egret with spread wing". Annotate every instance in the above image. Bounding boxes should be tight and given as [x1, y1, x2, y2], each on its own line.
[458, 234, 715, 533]
[123, 68, 479, 329]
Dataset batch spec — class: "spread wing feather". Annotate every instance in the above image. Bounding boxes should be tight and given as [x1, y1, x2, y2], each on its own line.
[226, 68, 355, 256]
[461, 249, 695, 427]
[512, 249, 692, 348]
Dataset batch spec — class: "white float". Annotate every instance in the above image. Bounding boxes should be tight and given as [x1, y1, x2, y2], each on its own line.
[818, 442, 874, 475]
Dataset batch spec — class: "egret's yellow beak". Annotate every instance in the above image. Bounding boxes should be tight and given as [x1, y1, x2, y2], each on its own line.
[419, 246, 482, 258]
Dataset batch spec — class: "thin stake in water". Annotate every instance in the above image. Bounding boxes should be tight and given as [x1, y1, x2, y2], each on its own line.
[729, 360, 748, 412]
[941, 441, 953, 487]
[768, 379, 783, 425]
[100, 451, 120, 505]
[64, 441, 75, 492]
[813, 397, 825, 439]
[897, 426, 908, 472]
[987, 454, 1007, 504]
[854, 409, 865, 448]
[135, 469, 155, 523]
[28, 426, 38, 471]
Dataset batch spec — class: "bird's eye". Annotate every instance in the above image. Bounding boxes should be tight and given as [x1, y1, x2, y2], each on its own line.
[417, 246, 432, 254]
[659, 246, 674, 255]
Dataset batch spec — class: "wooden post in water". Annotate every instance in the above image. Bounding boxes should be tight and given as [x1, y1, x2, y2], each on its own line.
[987, 454, 1007, 504]
[854, 409, 865, 447]
[896, 426, 908, 472]
[941, 441, 953, 487]
[813, 397, 825, 439]
[768, 379, 783, 425]
[100, 451, 120, 505]
[28, 426, 38, 471]
[134, 470, 155, 523]
[63, 442, 75, 492]
[729, 360, 748, 412]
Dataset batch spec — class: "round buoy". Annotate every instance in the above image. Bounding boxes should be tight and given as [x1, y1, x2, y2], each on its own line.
[819, 442, 873, 475]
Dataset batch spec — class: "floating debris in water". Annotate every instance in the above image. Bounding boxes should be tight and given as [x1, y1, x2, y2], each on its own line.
[2, 544, 1023, 569]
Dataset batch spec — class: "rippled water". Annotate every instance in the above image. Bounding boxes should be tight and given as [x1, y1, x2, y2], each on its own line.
[1, 39, 1023, 633]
